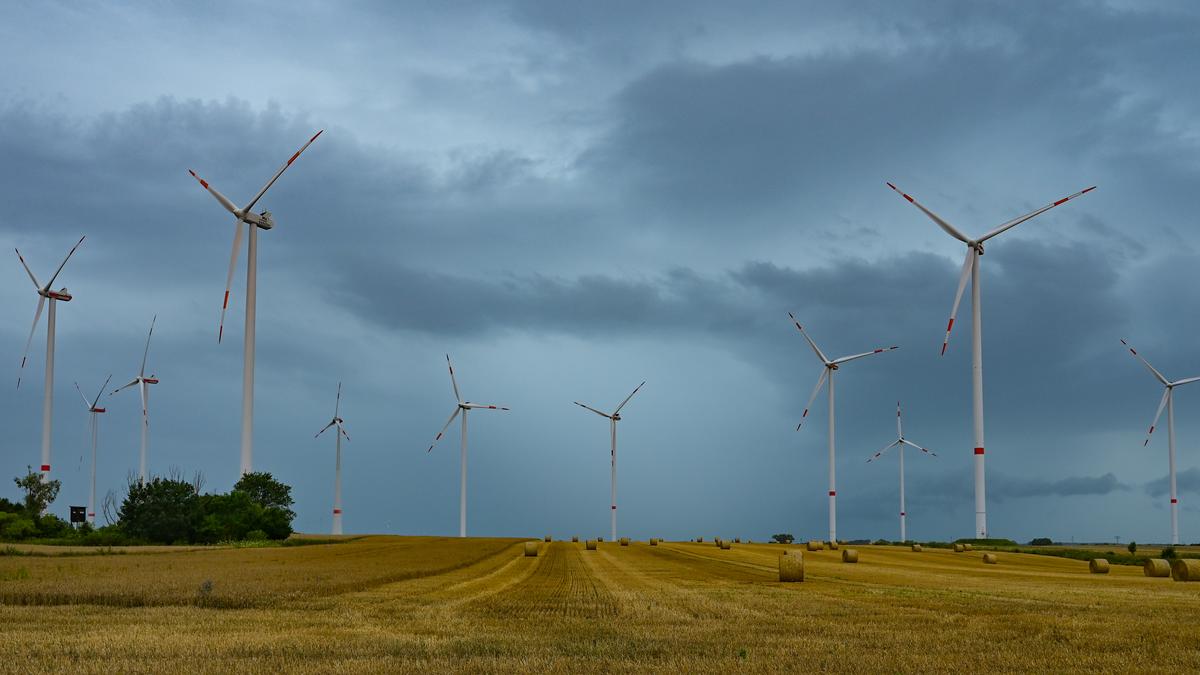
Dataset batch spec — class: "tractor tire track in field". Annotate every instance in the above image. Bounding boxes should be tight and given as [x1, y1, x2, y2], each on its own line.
[469, 542, 617, 619]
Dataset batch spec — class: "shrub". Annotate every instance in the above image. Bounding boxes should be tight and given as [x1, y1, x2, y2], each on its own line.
[1128, 541, 1137, 555]
[1162, 546, 1177, 559]
[2, 517, 37, 540]
[771, 533, 795, 544]
[1029, 537, 1053, 546]
[119, 477, 201, 544]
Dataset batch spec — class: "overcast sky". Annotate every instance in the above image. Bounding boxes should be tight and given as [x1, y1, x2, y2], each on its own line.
[3, 1, 1199, 544]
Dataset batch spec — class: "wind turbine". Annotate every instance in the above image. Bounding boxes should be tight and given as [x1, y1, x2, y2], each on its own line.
[74, 375, 111, 525]
[314, 382, 351, 535]
[1120, 338, 1199, 546]
[15, 235, 86, 481]
[790, 313, 897, 544]
[574, 381, 645, 542]
[867, 402, 936, 542]
[188, 130, 323, 476]
[111, 316, 159, 483]
[886, 181, 1095, 538]
[426, 355, 509, 537]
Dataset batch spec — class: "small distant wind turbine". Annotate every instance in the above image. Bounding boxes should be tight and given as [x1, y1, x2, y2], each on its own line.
[112, 316, 159, 482]
[574, 381, 645, 542]
[74, 375, 112, 525]
[867, 402, 936, 542]
[314, 382, 351, 535]
[188, 130, 323, 476]
[15, 236, 86, 481]
[1120, 338, 1199, 546]
[790, 313, 897, 544]
[887, 181, 1094, 538]
[426, 355, 509, 537]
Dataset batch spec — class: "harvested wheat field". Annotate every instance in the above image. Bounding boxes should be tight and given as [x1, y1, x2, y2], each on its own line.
[2, 536, 1199, 672]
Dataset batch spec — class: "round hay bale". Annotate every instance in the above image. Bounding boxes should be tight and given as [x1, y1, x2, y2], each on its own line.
[721, 540, 732, 550]
[828, 541, 839, 550]
[779, 553, 805, 582]
[982, 553, 998, 565]
[697, 537, 703, 543]
[620, 537, 630, 546]
[1144, 558, 1171, 577]
[524, 541, 538, 557]
[1089, 558, 1110, 574]
[585, 540, 597, 551]
[1170, 558, 1200, 582]
[953, 543, 965, 553]
[650, 538, 658, 546]
[911, 544, 923, 552]
[544, 535, 551, 542]
[571, 536, 579, 543]
[963, 543, 973, 551]
[842, 549, 859, 563]
[806, 540, 824, 551]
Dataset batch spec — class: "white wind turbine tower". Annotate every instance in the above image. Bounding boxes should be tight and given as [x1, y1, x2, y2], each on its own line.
[1120, 338, 1199, 546]
[574, 381, 645, 542]
[315, 382, 351, 535]
[426, 355, 509, 537]
[74, 375, 111, 525]
[887, 182, 1095, 538]
[15, 235, 86, 482]
[867, 402, 936, 542]
[111, 316, 159, 482]
[188, 130, 323, 476]
[790, 313, 897, 544]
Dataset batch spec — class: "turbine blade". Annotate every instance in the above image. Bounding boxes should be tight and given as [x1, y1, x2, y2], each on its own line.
[110, 378, 139, 395]
[315, 421, 336, 438]
[44, 235, 85, 291]
[16, 296, 45, 390]
[219, 220, 245, 343]
[93, 374, 112, 408]
[886, 182, 970, 243]
[787, 312, 829, 363]
[942, 249, 974, 356]
[14, 249, 40, 289]
[896, 401, 903, 438]
[1174, 376, 1200, 387]
[574, 401, 612, 419]
[75, 381, 92, 409]
[445, 354, 461, 402]
[1120, 339, 1170, 386]
[338, 422, 350, 442]
[868, 440, 901, 463]
[334, 381, 342, 417]
[977, 186, 1096, 243]
[1142, 388, 1170, 448]
[188, 170, 241, 215]
[242, 130, 324, 214]
[901, 439, 936, 457]
[613, 381, 645, 414]
[427, 407, 462, 452]
[140, 315, 156, 377]
[832, 345, 899, 366]
[139, 381, 149, 430]
[796, 368, 828, 431]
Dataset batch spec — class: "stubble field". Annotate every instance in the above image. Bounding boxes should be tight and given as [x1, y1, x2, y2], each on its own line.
[1, 536, 1198, 672]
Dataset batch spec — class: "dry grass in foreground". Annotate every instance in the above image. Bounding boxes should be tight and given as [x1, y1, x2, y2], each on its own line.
[1, 537, 1198, 672]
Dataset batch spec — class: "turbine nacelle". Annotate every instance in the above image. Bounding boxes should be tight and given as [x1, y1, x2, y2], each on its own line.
[41, 288, 73, 301]
[244, 210, 275, 230]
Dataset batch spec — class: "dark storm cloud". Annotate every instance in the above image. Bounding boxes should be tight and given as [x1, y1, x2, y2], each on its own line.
[2, 1, 1200, 542]
[1145, 468, 1200, 498]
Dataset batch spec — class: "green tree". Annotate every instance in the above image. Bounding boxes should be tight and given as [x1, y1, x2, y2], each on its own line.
[14, 467, 60, 516]
[771, 533, 794, 544]
[233, 472, 296, 520]
[119, 477, 201, 544]
[1127, 541, 1137, 555]
[1029, 537, 1053, 546]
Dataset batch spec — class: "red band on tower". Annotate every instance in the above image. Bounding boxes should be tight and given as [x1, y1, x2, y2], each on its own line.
[974, 447, 985, 455]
